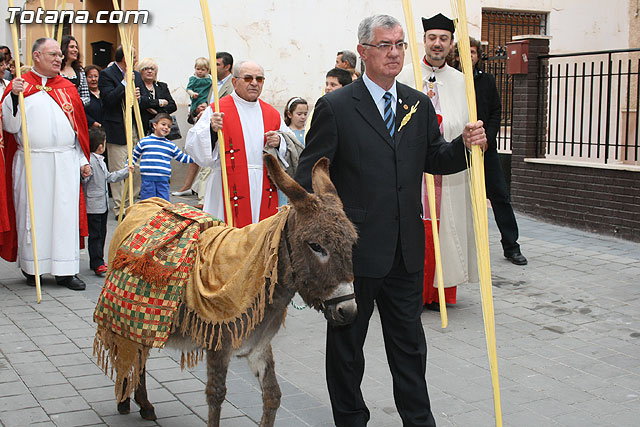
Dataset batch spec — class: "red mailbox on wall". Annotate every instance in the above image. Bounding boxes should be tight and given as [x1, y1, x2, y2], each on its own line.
[506, 40, 529, 74]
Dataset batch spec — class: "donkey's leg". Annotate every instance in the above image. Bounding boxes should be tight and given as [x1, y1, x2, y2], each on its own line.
[247, 343, 281, 427]
[206, 346, 232, 427]
[116, 377, 130, 414]
[134, 368, 157, 420]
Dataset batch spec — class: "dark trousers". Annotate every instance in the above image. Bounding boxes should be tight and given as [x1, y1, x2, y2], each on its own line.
[484, 149, 520, 255]
[326, 244, 436, 427]
[87, 211, 108, 270]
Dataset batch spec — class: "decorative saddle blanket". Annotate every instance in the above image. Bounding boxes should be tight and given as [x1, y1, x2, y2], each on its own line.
[92, 197, 290, 401]
[94, 199, 220, 347]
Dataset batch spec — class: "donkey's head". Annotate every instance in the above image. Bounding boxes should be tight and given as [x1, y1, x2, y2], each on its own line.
[264, 154, 358, 326]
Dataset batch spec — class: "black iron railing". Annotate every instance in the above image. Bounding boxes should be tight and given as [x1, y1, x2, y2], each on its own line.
[537, 48, 640, 164]
[485, 56, 512, 152]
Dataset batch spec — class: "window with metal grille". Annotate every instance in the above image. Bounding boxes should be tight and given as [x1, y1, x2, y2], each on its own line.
[482, 10, 547, 58]
[481, 9, 548, 152]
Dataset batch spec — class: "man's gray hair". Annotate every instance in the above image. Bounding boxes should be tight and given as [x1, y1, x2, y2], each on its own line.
[32, 37, 56, 54]
[233, 60, 265, 77]
[338, 50, 357, 68]
[358, 15, 403, 44]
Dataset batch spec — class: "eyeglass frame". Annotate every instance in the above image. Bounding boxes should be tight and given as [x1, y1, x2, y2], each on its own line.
[237, 74, 265, 83]
[361, 41, 409, 52]
[37, 51, 64, 59]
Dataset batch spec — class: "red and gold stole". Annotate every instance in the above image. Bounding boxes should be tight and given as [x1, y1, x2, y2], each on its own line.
[5, 71, 91, 158]
[215, 96, 280, 228]
[0, 72, 90, 261]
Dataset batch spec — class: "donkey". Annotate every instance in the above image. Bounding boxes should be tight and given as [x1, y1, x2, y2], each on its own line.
[114, 154, 358, 426]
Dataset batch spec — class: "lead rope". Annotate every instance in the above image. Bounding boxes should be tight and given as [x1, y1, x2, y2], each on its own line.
[291, 298, 307, 310]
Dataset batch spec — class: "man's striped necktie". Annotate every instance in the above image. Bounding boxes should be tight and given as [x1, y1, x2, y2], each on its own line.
[383, 92, 395, 138]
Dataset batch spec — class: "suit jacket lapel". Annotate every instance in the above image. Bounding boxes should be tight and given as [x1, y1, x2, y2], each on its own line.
[353, 80, 394, 148]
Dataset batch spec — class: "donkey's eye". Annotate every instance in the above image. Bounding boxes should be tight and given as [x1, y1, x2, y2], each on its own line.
[307, 242, 327, 257]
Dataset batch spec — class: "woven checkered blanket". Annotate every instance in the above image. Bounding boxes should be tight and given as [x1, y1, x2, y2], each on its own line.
[94, 201, 221, 348]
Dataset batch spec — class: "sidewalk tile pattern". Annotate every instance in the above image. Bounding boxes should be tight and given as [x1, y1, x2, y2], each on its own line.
[1, 210, 639, 426]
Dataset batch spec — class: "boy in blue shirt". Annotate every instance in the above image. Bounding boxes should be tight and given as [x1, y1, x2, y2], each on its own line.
[132, 113, 194, 201]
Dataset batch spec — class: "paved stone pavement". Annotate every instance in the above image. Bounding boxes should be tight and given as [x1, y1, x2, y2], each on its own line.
[1, 198, 639, 426]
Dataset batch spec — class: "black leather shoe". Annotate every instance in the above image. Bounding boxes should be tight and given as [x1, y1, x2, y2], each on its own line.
[22, 270, 36, 287]
[56, 275, 86, 291]
[505, 252, 528, 265]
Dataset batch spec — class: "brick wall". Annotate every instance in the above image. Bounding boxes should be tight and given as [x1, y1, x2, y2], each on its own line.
[512, 163, 640, 241]
[509, 37, 640, 242]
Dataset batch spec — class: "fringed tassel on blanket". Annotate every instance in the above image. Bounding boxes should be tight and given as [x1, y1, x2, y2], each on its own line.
[180, 350, 205, 370]
[93, 327, 151, 402]
[172, 275, 275, 355]
[111, 250, 176, 285]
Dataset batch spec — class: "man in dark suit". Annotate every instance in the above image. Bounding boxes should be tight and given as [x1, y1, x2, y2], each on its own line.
[295, 14, 487, 427]
[470, 37, 527, 265]
[98, 45, 143, 216]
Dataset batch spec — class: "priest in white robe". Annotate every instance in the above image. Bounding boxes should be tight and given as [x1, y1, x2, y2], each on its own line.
[398, 14, 478, 307]
[185, 61, 289, 227]
[1, 38, 91, 291]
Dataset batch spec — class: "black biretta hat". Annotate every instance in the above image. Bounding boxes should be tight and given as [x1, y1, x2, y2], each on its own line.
[421, 13, 455, 34]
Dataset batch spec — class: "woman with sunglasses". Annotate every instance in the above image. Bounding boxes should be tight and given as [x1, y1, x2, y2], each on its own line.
[136, 58, 177, 136]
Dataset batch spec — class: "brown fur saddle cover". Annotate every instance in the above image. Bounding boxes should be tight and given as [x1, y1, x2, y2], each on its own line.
[93, 198, 290, 401]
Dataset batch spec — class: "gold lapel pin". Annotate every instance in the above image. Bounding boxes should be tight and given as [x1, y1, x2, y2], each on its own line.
[398, 101, 420, 132]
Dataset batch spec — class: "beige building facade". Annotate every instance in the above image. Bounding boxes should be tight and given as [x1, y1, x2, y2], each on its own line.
[0, 1, 636, 110]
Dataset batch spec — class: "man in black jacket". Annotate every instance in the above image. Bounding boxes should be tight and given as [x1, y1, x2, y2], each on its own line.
[295, 14, 487, 427]
[470, 37, 527, 265]
[98, 45, 143, 216]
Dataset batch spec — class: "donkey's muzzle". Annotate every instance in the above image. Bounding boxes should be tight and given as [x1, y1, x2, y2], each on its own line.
[323, 282, 357, 326]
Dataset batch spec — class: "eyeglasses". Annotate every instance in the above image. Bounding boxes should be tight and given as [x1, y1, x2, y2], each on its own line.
[141, 66, 156, 71]
[362, 41, 408, 52]
[240, 75, 265, 83]
[40, 52, 64, 59]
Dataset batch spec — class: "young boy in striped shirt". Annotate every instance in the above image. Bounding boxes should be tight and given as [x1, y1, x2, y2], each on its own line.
[132, 113, 194, 201]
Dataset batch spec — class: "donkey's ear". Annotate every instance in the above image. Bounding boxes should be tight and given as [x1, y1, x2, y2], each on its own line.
[263, 154, 312, 207]
[311, 157, 338, 197]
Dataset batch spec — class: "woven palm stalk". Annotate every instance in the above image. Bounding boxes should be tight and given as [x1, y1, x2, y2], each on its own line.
[450, 0, 503, 425]
[55, 1, 67, 44]
[9, 0, 42, 302]
[400, 0, 448, 328]
[200, 0, 234, 227]
[112, 0, 146, 222]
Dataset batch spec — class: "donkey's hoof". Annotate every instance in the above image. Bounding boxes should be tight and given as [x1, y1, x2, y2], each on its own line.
[117, 398, 131, 414]
[139, 407, 157, 421]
